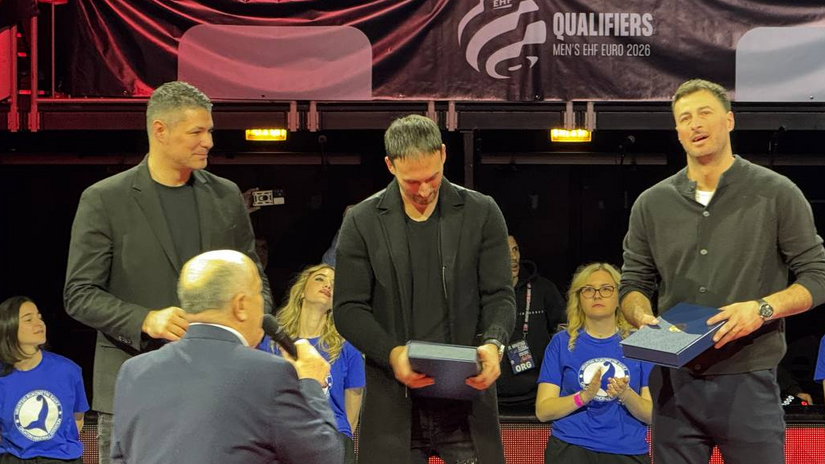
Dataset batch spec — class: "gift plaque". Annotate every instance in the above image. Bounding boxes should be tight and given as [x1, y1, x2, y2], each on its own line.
[406, 340, 481, 400]
[620, 303, 725, 368]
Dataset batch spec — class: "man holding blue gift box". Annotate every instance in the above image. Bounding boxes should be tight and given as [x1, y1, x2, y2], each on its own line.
[334, 115, 515, 464]
[620, 78, 825, 464]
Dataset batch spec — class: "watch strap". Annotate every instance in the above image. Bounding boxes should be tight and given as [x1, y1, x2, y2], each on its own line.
[483, 338, 505, 355]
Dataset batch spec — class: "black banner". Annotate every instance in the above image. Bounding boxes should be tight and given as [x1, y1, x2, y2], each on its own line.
[68, 0, 825, 101]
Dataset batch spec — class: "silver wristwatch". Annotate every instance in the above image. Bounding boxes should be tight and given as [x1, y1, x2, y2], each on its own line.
[756, 298, 774, 321]
[484, 339, 505, 357]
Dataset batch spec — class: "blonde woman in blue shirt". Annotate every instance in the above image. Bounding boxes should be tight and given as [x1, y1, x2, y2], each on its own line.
[536, 263, 653, 464]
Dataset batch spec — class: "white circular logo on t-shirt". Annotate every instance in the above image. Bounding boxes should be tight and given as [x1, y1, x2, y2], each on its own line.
[578, 358, 630, 402]
[14, 390, 63, 441]
[323, 373, 333, 398]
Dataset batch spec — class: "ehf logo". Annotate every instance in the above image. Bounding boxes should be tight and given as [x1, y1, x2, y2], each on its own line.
[578, 358, 629, 402]
[14, 390, 64, 441]
[323, 373, 334, 399]
[457, 0, 547, 79]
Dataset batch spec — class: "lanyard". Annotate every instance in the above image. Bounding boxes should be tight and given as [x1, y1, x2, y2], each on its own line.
[521, 282, 532, 338]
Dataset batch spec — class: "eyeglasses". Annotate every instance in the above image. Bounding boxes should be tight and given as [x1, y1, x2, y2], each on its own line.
[580, 285, 616, 299]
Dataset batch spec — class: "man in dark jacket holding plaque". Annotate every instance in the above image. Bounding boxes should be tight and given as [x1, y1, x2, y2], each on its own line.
[620, 79, 825, 463]
[334, 114, 515, 464]
[497, 235, 566, 416]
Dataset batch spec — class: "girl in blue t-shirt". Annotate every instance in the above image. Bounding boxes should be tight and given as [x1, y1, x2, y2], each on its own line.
[0, 296, 90, 464]
[536, 263, 653, 464]
[258, 264, 365, 464]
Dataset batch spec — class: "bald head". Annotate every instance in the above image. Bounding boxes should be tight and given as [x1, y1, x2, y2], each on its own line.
[178, 250, 258, 314]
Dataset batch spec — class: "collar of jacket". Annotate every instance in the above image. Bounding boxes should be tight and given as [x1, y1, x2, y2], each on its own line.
[673, 154, 746, 200]
[516, 260, 539, 289]
[132, 154, 211, 191]
[375, 176, 465, 212]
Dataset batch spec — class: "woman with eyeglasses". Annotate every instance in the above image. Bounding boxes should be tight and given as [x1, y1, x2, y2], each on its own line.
[535, 263, 653, 464]
[0, 296, 89, 464]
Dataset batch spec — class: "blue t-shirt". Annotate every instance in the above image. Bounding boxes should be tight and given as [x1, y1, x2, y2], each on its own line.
[257, 336, 365, 438]
[537, 330, 652, 455]
[0, 351, 89, 459]
[815, 335, 825, 382]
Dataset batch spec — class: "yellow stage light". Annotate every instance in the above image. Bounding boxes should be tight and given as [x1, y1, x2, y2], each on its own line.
[245, 129, 287, 141]
[550, 128, 592, 142]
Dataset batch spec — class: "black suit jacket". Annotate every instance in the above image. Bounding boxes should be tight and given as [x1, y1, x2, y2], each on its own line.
[333, 177, 515, 464]
[111, 324, 341, 464]
[64, 158, 272, 413]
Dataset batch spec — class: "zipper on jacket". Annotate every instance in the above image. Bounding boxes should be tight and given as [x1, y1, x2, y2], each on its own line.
[441, 265, 448, 301]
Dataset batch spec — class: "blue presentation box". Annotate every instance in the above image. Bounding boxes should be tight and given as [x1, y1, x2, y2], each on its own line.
[407, 341, 481, 400]
[620, 303, 725, 368]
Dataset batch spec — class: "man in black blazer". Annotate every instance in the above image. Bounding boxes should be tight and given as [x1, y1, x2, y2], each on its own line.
[64, 81, 272, 463]
[111, 250, 341, 464]
[334, 115, 516, 464]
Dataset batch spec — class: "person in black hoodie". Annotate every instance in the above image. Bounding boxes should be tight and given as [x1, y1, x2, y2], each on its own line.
[497, 235, 567, 416]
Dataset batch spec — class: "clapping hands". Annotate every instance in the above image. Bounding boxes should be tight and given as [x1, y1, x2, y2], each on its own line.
[606, 376, 630, 402]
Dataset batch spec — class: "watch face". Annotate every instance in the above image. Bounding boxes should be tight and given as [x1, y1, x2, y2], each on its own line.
[759, 303, 774, 318]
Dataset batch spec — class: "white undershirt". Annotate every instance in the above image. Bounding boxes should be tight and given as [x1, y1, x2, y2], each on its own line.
[190, 322, 249, 346]
[695, 189, 715, 207]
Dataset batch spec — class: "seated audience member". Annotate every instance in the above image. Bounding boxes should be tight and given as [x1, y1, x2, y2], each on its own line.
[0, 296, 89, 464]
[816, 334, 825, 403]
[536, 263, 653, 464]
[111, 250, 342, 464]
[498, 235, 566, 416]
[260, 264, 365, 464]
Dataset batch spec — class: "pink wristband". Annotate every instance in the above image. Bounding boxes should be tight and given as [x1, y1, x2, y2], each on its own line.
[573, 392, 585, 408]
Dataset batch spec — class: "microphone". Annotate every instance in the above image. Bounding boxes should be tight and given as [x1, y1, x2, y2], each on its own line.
[771, 125, 787, 139]
[768, 125, 786, 169]
[769, 125, 786, 153]
[619, 135, 636, 152]
[618, 135, 636, 166]
[262, 314, 297, 359]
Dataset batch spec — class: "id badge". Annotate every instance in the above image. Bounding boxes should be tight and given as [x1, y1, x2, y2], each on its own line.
[506, 339, 535, 375]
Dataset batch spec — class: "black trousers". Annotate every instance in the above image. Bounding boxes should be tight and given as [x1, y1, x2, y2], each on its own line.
[649, 366, 785, 464]
[410, 397, 478, 464]
[544, 435, 650, 464]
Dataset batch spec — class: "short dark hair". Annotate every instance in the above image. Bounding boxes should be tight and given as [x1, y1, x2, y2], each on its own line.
[672, 79, 731, 112]
[384, 114, 442, 163]
[0, 295, 34, 377]
[146, 81, 213, 133]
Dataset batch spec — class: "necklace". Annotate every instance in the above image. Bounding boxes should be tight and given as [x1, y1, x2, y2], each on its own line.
[585, 327, 618, 339]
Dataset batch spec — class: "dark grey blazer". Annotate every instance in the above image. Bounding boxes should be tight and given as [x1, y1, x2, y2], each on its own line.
[111, 324, 342, 464]
[333, 177, 515, 464]
[64, 158, 272, 413]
